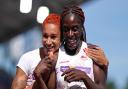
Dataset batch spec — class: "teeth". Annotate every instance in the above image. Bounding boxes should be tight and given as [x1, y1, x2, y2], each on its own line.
[68, 40, 76, 42]
[47, 47, 53, 49]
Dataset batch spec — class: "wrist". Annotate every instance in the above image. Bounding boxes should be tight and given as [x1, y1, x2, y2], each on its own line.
[33, 71, 42, 79]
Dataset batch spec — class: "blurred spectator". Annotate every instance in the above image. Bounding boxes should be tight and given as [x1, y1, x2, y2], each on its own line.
[0, 69, 13, 89]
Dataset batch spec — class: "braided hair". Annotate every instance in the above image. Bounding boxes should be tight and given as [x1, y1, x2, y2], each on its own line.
[61, 6, 86, 42]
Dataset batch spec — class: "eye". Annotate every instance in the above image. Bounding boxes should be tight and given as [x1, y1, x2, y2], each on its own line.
[43, 34, 48, 38]
[63, 26, 69, 32]
[72, 26, 79, 32]
[51, 35, 57, 39]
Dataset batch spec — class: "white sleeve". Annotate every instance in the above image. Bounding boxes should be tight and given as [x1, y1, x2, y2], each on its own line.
[17, 53, 30, 76]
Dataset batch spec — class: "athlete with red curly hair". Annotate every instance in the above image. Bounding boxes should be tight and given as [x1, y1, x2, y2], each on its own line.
[11, 13, 61, 89]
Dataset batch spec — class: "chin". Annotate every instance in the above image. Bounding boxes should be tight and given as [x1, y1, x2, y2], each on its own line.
[48, 49, 54, 52]
[68, 46, 77, 50]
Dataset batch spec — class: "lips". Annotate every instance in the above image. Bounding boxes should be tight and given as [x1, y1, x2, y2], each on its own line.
[67, 39, 77, 48]
[46, 46, 54, 51]
[68, 39, 76, 44]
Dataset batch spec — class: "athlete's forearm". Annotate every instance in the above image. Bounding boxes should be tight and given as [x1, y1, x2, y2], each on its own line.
[83, 76, 105, 89]
[33, 76, 48, 89]
[11, 79, 27, 89]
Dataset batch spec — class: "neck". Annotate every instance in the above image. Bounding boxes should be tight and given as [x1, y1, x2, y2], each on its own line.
[64, 41, 82, 55]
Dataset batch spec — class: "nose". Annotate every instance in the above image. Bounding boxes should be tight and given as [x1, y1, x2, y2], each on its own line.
[46, 37, 52, 45]
[68, 30, 74, 37]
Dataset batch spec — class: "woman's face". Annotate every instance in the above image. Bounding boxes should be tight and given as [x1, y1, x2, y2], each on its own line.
[42, 23, 61, 54]
[62, 14, 82, 51]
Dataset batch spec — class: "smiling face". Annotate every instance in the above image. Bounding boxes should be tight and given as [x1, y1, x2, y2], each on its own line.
[62, 14, 83, 54]
[42, 23, 61, 54]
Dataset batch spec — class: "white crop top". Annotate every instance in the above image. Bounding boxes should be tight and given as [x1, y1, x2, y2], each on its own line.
[56, 42, 94, 89]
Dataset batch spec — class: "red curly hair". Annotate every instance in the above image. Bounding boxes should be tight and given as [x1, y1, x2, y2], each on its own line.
[42, 13, 60, 27]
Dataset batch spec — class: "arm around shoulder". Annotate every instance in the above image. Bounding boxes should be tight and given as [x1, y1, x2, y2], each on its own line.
[87, 43, 109, 67]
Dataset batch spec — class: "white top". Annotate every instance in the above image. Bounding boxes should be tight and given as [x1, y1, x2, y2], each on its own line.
[56, 42, 94, 89]
[17, 48, 41, 86]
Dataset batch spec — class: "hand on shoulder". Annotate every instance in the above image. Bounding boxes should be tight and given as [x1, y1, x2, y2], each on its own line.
[87, 43, 109, 67]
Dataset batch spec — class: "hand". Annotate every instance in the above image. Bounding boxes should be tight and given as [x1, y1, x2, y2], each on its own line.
[61, 68, 86, 83]
[34, 57, 53, 81]
[87, 44, 109, 66]
[48, 51, 57, 71]
[33, 50, 57, 80]
[33, 57, 52, 81]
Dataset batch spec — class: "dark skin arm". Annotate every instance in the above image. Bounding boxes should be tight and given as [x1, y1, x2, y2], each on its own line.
[83, 63, 107, 89]
[62, 63, 107, 89]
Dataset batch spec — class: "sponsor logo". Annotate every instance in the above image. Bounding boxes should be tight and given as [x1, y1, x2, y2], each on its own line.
[59, 60, 69, 64]
[60, 66, 91, 74]
[60, 66, 70, 72]
[83, 48, 87, 56]
[81, 48, 88, 60]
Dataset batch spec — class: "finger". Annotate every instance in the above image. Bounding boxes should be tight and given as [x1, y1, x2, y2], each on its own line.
[52, 60, 57, 68]
[88, 51, 99, 60]
[88, 47, 102, 54]
[64, 70, 75, 82]
[61, 68, 73, 76]
[44, 57, 53, 64]
[88, 48, 105, 59]
[87, 44, 98, 49]
[43, 47, 49, 56]
[46, 63, 52, 68]
[41, 56, 49, 62]
[65, 74, 75, 83]
[87, 50, 99, 60]
[46, 59, 53, 64]
[67, 75, 78, 82]
[88, 47, 98, 51]
[69, 76, 82, 82]
[87, 49, 98, 56]
[48, 51, 54, 59]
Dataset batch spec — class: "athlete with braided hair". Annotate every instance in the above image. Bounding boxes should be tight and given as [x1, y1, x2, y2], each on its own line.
[11, 13, 61, 89]
[61, 5, 108, 68]
[61, 6, 86, 42]
[55, 6, 108, 89]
